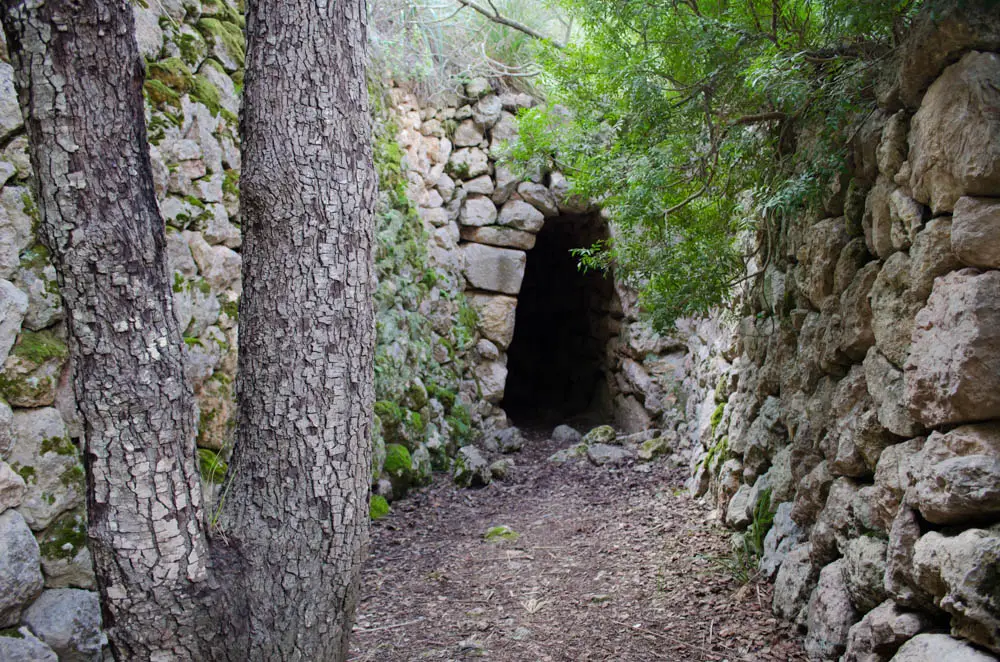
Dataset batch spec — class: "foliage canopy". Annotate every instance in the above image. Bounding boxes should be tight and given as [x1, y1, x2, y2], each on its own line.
[508, 0, 920, 330]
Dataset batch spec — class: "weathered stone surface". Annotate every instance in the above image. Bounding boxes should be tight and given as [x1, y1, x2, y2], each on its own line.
[472, 94, 503, 128]
[0, 279, 27, 366]
[888, 633, 996, 662]
[911, 423, 1000, 526]
[0, 627, 58, 661]
[805, 559, 860, 660]
[462, 175, 494, 196]
[583, 425, 616, 445]
[552, 424, 582, 445]
[459, 196, 498, 227]
[6, 408, 82, 531]
[798, 217, 851, 308]
[0, 187, 36, 280]
[871, 438, 925, 533]
[864, 348, 923, 438]
[453, 446, 491, 487]
[449, 147, 490, 179]
[0, 460, 26, 514]
[548, 171, 590, 213]
[834, 238, 871, 296]
[864, 177, 896, 259]
[460, 225, 536, 250]
[839, 261, 880, 361]
[0, 63, 23, 141]
[461, 243, 526, 295]
[952, 196, 1000, 269]
[466, 293, 517, 349]
[614, 394, 652, 434]
[842, 536, 889, 614]
[517, 182, 558, 217]
[482, 427, 524, 454]
[0, 509, 43, 627]
[475, 338, 499, 361]
[870, 252, 920, 368]
[888, 189, 925, 251]
[453, 119, 484, 147]
[773, 542, 818, 626]
[908, 52, 1000, 214]
[497, 200, 545, 233]
[726, 483, 753, 530]
[492, 164, 519, 204]
[474, 360, 507, 403]
[905, 269, 1000, 426]
[587, 443, 633, 466]
[185, 231, 241, 293]
[827, 365, 894, 477]
[760, 501, 806, 579]
[22, 588, 104, 662]
[912, 527, 1000, 653]
[885, 507, 933, 612]
[843, 600, 929, 662]
[792, 461, 833, 527]
[877, 111, 910, 179]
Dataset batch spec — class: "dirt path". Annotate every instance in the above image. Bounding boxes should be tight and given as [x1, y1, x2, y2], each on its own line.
[349, 431, 807, 661]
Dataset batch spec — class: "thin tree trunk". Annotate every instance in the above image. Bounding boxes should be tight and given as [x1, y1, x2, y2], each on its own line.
[0, 1, 213, 659]
[218, 0, 377, 658]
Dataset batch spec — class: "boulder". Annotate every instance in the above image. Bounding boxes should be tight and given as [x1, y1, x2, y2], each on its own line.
[586, 443, 633, 466]
[0, 330, 66, 408]
[462, 175, 494, 196]
[459, 196, 498, 227]
[482, 427, 524, 454]
[13, 259, 62, 332]
[888, 634, 996, 662]
[826, 365, 895, 477]
[805, 559, 860, 660]
[726, 483, 753, 530]
[22, 588, 105, 662]
[472, 94, 503, 128]
[952, 196, 1000, 269]
[799, 217, 851, 308]
[914, 455, 1000, 525]
[842, 601, 929, 662]
[452, 119, 484, 147]
[582, 425, 616, 445]
[772, 543, 818, 626]
[0, 63, 23, 142]
[0, 510, 43, 627]
[884, 507, 934, 612]
[448, 147, 490, 179]
[870, 252, 920, 368]
[497, 200, 545, 233]
[876, 111, 910, 179]
[460, 226, 536, 250]
[908, 52, 1000, 214]
[516, 182, 558, 217]
[6, 407, 83, 531]
[465, 293, 517, 349]
[613, 394, 652, 435]
[0, 628, 58, 661]
[760, 501, 806, 579]
[887, 189, 925, 251]
[839, 261, 880, 361]
[551, 425, 581, 445]
[185, 231, 241, 293]
[904, 269, 1000, 426]
[0, 461, 27, 514]
[0, 279, 27, 367]
[907, 217, 961, 301]
[453, 446, 491, 487]
[863, 348, 923, 438]
[37, 509, 95, 589]
[871, 438, 925, 533]
[841, 536, 889, 614]
[461, 243, 526, 295]
[473, 361, 507, 404]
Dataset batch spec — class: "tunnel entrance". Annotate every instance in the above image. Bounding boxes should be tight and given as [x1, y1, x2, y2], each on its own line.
[501, 213, 615, 428]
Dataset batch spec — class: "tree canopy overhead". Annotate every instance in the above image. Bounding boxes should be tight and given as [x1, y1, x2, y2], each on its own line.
[507, 0, 921, 329]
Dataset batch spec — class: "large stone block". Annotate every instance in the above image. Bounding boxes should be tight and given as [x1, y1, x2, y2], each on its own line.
[805, 559, 860, 660]
[473, 360, 507, 404]
[23, 588, 105, 662]
[798, 217, 850, 308]
[888, 634, 996, 662]
[497, 200, 545, 233]
[843, 600, 928, 662]
[870, 252, 920, 368]
[459, 196, 497, 227]
[0, 279, 27, 366]
[465, 293, 517, 349]
[460, 226, 536, 250]
[460, 243, 526, 295]
[912, 423, 1000, 526]
[952, 196, 1000, 269]
[863, 348, 923, 438]
[0, 509, 43, 627]
[905, 269, 1000, 426]
[908, 52, 1000, 214]
[773, 542, 818, 626]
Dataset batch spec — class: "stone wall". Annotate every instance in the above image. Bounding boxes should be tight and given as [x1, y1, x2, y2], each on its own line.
[680, 9, 1000, 661]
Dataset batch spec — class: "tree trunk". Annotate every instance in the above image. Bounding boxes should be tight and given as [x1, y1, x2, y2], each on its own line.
[0, 1, 213, 659]
[217, 0, 377, 659]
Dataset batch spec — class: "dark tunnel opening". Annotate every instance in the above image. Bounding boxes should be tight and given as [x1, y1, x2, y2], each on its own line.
[501, 213, 616, 429]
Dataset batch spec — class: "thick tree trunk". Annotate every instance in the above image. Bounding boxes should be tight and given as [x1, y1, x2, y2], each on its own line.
[218, 0, 376, 658]
[0, 1, 213, 659]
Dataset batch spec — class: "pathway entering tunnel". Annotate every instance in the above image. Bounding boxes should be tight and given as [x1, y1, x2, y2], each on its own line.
[501, 213, 615, 428]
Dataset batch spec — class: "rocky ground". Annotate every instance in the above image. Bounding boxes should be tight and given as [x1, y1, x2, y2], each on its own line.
[349, 429, 808, 662]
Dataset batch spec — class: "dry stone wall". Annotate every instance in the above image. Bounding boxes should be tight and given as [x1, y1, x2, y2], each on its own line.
[681, 12, 1000, 661]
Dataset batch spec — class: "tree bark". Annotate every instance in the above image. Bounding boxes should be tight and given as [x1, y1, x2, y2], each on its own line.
[0, 1, 214, 659]
[217, 0, 377, 658]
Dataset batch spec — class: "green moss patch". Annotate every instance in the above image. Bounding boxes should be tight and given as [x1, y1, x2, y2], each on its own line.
[484, 525, 519, 542]
[198, 448, 228, 484]
[11, 329, 68, 364]
[369, 494, 390, 520]
[383, 444, 412, 476]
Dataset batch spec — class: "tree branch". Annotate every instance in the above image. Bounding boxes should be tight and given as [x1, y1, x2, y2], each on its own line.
[453, 0, 565, 48]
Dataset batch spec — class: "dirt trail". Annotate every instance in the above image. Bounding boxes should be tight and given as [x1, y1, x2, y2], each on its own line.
[349, 431, 807, 661]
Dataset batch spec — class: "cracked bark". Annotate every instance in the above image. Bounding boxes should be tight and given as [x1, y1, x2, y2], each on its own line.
[0, 0, 214, 659]
[216, 0, 376, 657]
[1, 0, 375, 659]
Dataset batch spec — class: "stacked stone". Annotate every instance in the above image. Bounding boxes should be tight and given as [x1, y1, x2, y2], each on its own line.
[688, 14, 1000, 662]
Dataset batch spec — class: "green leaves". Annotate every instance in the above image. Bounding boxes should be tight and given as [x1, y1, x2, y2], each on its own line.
[506, 0, 917, 330]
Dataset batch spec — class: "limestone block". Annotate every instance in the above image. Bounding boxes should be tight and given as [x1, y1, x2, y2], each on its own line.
[185, 231, 242, 293]
[552, 425, 582, 445]
[0, 627, 58, 661]
[460, 226, 536, 250]
[0, 460, 26, 514]
[833, 238, 870, 296]
[726, 483, 753, 530]
[465, 292, 517, 349]
[841, 536, 889, 614]
[0, 64, 23, 142]
[453, 446, 491, 487]
[14, 260, 62, 331]
[911, 423, 1000, 526]
[1, 332, 66, 408]
[473, 360, 507, 403]
[461, 243, 526, 295]
[7, 408, 81, 531]
[489, 111, 518, 155]
[0, 186, 37, 280]
[517, 181, 558, 217]
[448, 147, 490, 179]
[905, 269, 1000, 426]
[792, 461, 833, 527]
[453, 119, 484, 147]
[871, 438, 925, 533]
[870, 252, 920, 368]
[419, 207, 449, 228]
[497, 200, 545, 233]
[908, 217, 961, 301]
[877, 111, 910, 179]
[826, 365, 894, 477]
[805, 559, 859, 660]
[863, 176, 896, 259]
[459, 196, 498, 227]
[760, 501, 806, 579]
[912, 528, 1000, 653]
[888, 189, 925, 251]
[0, 509, 43, 627]
[885, 507, 934, 612]
[472, 94, 503, 128]
[909, 52, 1000, 214]
[492, 164, 519, 205]
[772, 542, 818, 626]
[0, 279, 27, 366]
[843, 601, 929, 662]
[952, 196, 1000, 268]
[463, 175, 494, 196]
[548, 171, 591, 214]
[888, 634, 996, 662]
[863, 348, 923, 438]
[797, 217, 850, 308]
[613, 394, 651, 434]
[23, 588, 105, 662]
[838, 261, 880, 361]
